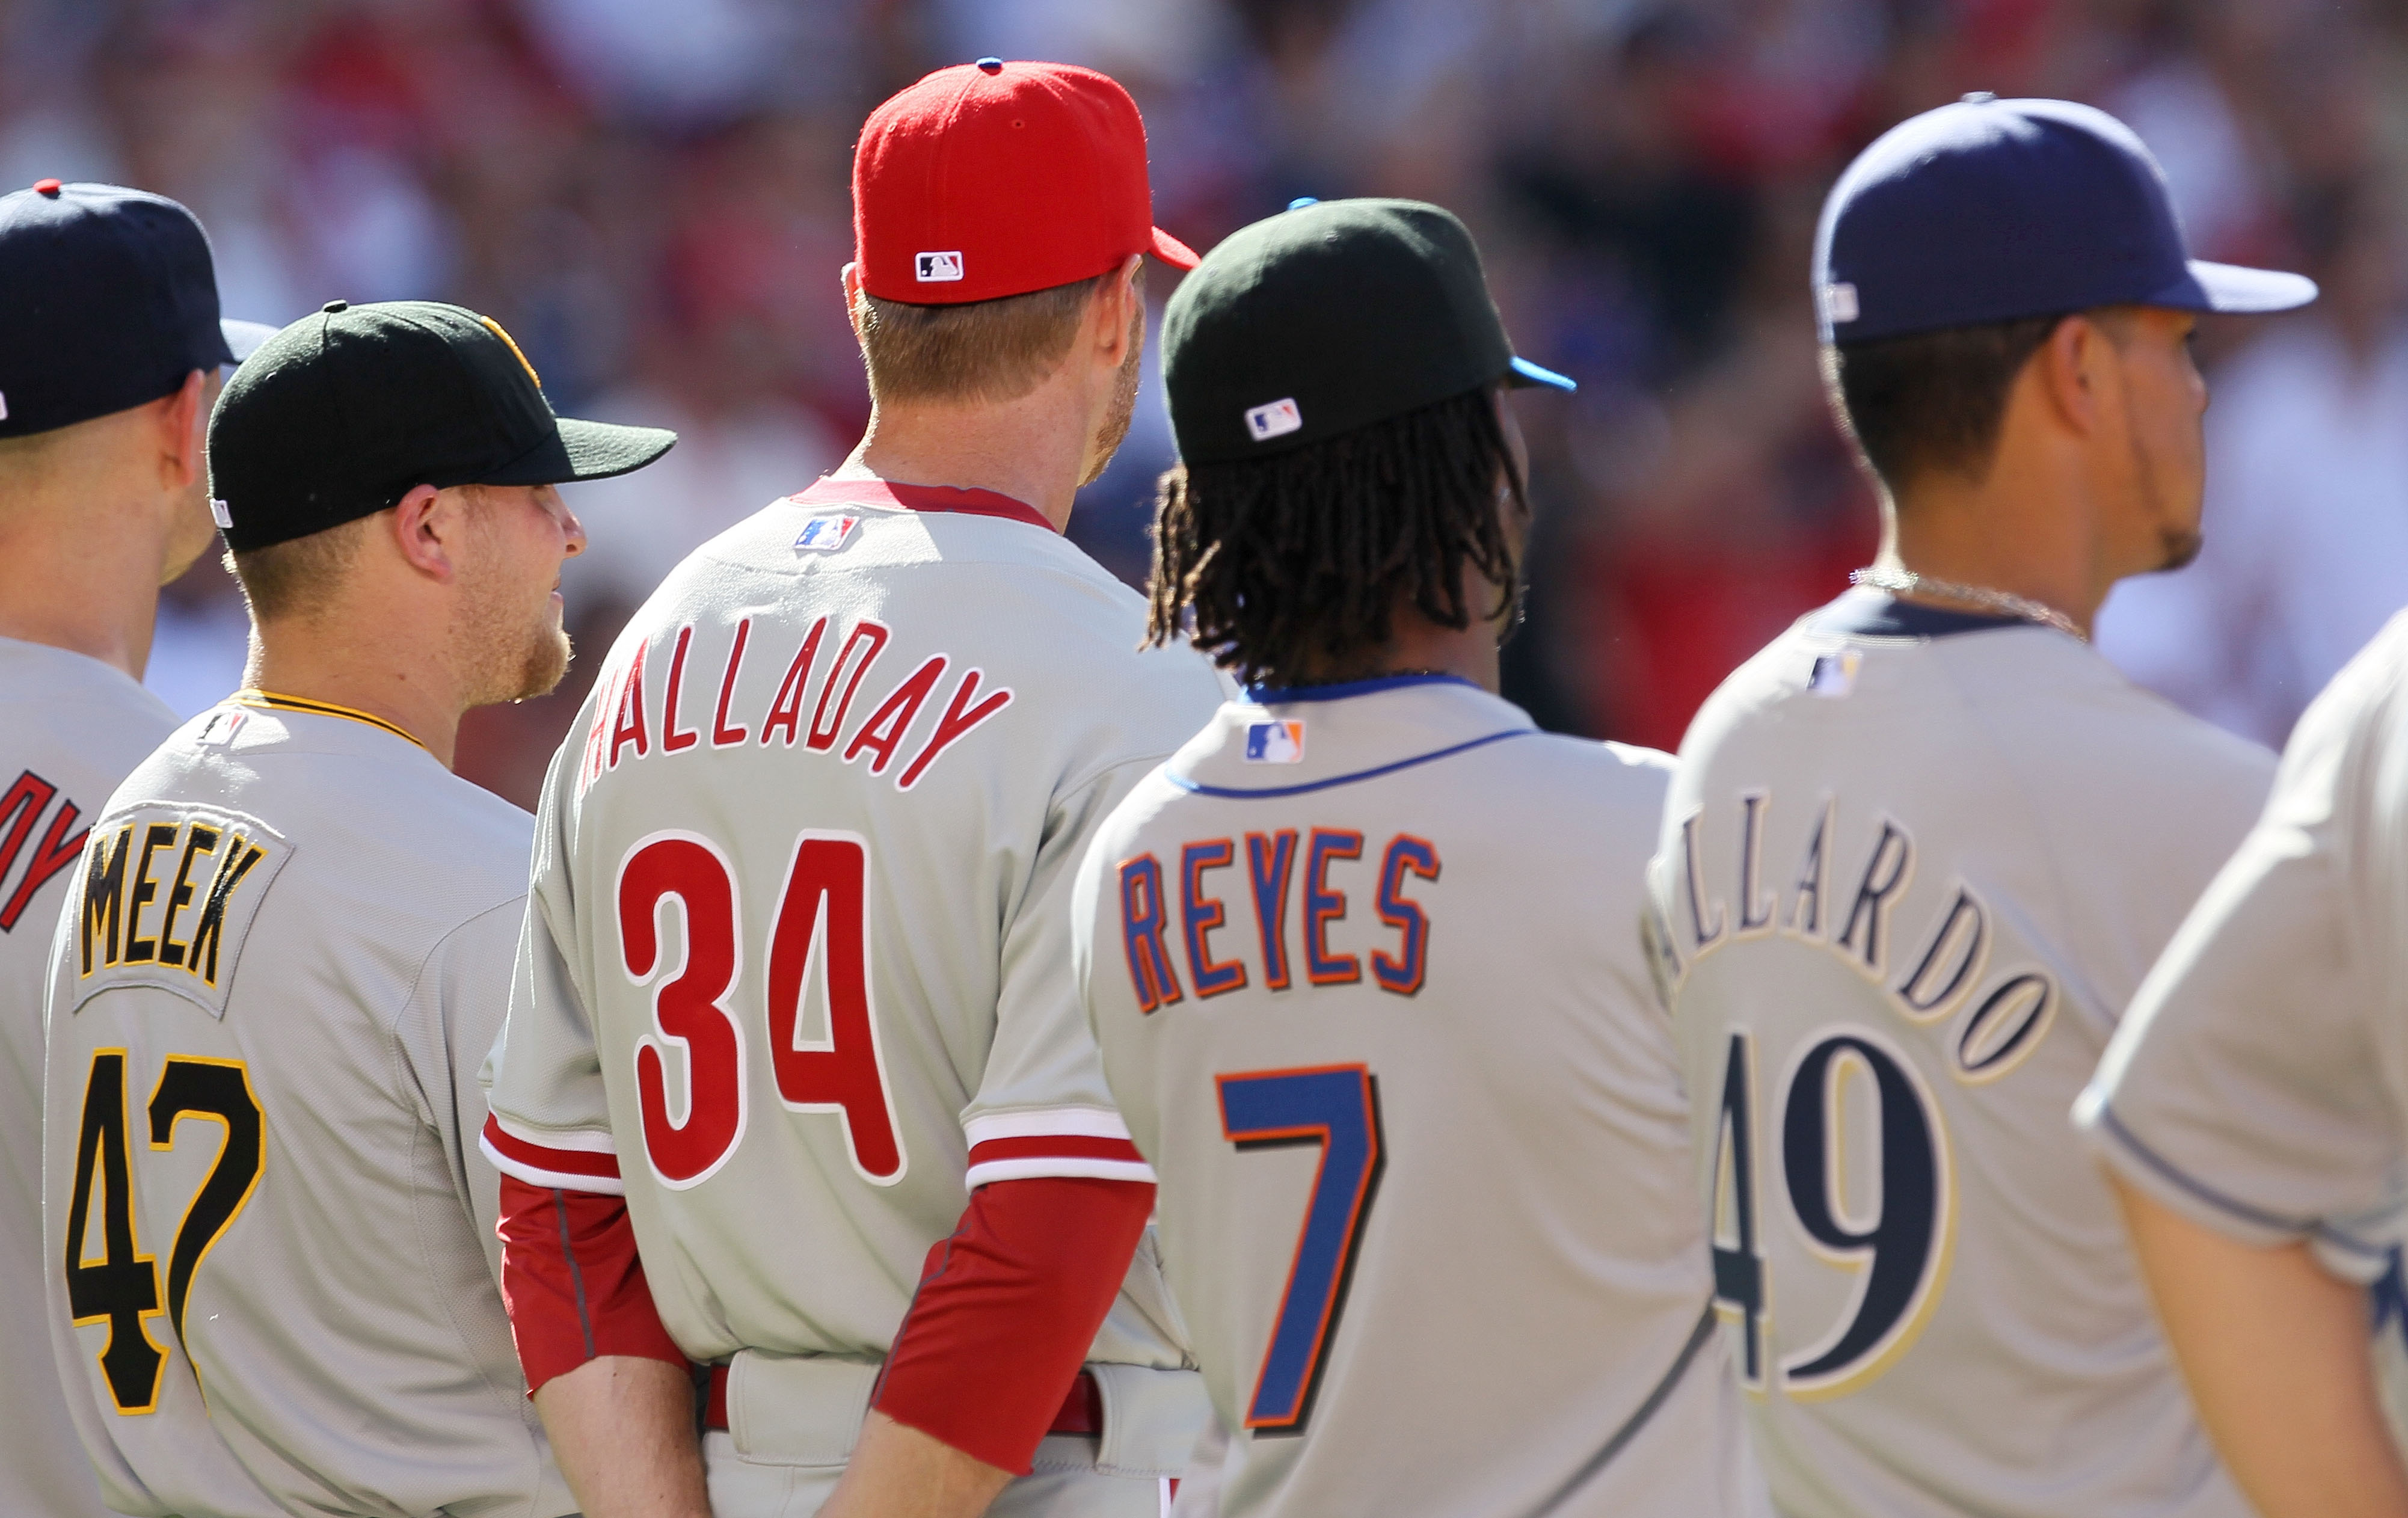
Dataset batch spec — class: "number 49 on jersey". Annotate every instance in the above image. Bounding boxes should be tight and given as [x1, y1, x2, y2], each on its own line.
[1711, 1027, 1953, 1398]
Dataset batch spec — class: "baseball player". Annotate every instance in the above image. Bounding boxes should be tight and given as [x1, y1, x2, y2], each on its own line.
[0, 179, 269, 1518]
[1070, 198, 1768, 1518]
[480, 60, 1223, 1518]
[2076, 623, 2408, 1517]
[1646, 97, 2315, 1517]
[41, 298, 673, 1516]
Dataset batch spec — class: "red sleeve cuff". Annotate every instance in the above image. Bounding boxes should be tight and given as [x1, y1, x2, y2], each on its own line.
[497, 1173, 688, 1394]
[873, 1176, 1156, 1475]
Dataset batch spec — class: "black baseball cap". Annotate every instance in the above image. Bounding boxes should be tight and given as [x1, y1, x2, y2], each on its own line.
[1814, 94, 2317, 344]
[210, 300, 677, 552]
[0, 179, 275, 439]
[1163, 198, 1572, 468]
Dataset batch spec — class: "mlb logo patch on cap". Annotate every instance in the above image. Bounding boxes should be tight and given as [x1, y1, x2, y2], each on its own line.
[915, 251, 964, 283]
[1244, 398, 1301, 443]
[794, 514, 861, 553]
[1244, 719, 1305, 764]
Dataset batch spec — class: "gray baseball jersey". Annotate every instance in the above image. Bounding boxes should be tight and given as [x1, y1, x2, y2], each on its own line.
[43, 692, 570, 1518]
[1072, 675, 1767, 1518]
[2080, 607, 2408, 1439]
[0, 636, 178, 1518]
[482, 479, 1226, 1492]
[1649, 592, 2274, 1518]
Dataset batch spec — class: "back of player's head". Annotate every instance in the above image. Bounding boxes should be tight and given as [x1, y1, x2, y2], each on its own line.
[0, 179, 269, 444]
[848, 59, 1196, 406]
[1149, 198, 1571, 688]
[1813, 95, 2314, 493]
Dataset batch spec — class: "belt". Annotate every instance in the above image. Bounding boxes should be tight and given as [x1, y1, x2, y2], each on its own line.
[703, 1363, 1104, 1437]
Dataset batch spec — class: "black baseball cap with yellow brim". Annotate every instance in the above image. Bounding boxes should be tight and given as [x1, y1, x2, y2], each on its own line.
[210, 300, 676, 552]
[1163, 197, 1571, 469]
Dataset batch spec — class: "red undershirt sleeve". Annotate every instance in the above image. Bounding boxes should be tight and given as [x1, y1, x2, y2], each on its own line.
[873, 1175, 1157, 1475]
[496, 1172, 689, 1395]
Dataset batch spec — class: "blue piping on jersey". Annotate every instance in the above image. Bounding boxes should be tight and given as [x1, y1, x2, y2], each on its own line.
[2092, 1104, 2390, 1262]
[1242, 672, 1484, 705]
[1166, 728, 1533, 799]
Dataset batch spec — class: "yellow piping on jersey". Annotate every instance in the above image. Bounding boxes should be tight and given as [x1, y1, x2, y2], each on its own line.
[230, 690, 429, 754]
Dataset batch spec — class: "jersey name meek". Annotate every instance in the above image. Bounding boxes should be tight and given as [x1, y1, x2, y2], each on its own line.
[580, 615, 1013, 797]
[1114, 829, 1440, 1013]
[1656, 791, 2059, 1085]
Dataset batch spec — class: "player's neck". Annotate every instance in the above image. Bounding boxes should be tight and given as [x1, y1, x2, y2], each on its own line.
[244, 621, 465, 769]
[0, 488, 173, 681]
[1882, 460, 2111, 637]
[1288, 606, 1502, 693]
[836, 387, 1095, 533]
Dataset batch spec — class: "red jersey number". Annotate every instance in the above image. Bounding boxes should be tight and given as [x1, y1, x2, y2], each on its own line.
[617, 830, 903, 1189]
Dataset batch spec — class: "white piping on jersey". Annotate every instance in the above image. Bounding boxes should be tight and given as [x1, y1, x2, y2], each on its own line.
[478, 1128, 628, 1197]
[230, 688, 430, 753]
[962, 1106, 1135, 1145]
[491, 1111, 618, 1152]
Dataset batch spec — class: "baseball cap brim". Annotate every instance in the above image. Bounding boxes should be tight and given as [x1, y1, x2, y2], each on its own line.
[1150, 226, 1200, 270]
[480, 416, 678, 487]
[2150, 260, 2319, 317]
[1506, 355, 1577, 392]
[221, 319, 279, 363]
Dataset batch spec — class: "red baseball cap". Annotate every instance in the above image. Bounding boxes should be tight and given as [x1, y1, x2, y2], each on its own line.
[853, 58, 1199, 306]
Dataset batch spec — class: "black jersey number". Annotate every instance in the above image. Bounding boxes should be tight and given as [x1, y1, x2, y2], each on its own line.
[1709, 1027, 1952, 1397]
[64, 1050, 263, 1413]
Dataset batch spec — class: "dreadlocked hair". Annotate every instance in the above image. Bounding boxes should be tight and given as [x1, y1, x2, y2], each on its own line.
[1147, 386, 1522, 690]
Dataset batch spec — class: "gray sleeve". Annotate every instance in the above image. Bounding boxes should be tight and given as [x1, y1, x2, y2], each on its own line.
[2077, 654, 2408, 1278]
[963, 755, 1163, 1176]
[397, 897, 530, 1285]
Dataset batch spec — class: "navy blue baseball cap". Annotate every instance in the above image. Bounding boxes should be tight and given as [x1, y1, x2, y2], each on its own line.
[1814, 95, 2316, 343]
[0, 179, 273, 440]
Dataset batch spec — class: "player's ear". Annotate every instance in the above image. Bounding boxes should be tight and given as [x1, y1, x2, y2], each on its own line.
[1093, 253, 1146, 367]
[387, 483, 458, 583]
[2033, 313, 2105, 437]
[157, 368, 211, 493]
[841, 262, 871, 347]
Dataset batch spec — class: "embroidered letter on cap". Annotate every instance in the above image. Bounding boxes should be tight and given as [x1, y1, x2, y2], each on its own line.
[915, 251, 965, 283]
[0, 390, 8, 420]
[1245, 398, 1302, 443]
[210, 499, 233, 529]
[1822, 282, 1860, 324]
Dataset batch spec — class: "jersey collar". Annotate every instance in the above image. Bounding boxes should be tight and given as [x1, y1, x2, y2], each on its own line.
[1243, 671, 1485, 705]
[790, 475, 1056, 534]
[1807, 587, 2026, 640]
[229, 689, 431, 753]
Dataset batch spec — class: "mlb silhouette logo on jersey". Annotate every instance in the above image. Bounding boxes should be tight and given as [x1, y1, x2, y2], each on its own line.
[1245, 719, 1306, 764]
[1808, 650, 1861, 697]
[793, 515, 861, 554]
[1246, 398, 1303, 442]
[915, 251, 964, 282]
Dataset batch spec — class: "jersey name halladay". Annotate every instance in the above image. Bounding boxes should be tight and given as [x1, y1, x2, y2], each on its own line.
[579, 615, 1015, 797]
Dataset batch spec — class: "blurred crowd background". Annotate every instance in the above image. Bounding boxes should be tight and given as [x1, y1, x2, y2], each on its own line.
[6, 0, 2404, 805]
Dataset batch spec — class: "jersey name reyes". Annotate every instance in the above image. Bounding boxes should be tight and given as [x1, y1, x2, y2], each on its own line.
[579, 615, 1014, 796]
[1655, 791, 2058, 1086]
[71, 806, 289, 1019]
[1111, 829, 1440, 1010]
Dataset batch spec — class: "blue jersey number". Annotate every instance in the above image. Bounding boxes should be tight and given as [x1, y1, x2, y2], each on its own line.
[1217, 1064, 1385, 1433]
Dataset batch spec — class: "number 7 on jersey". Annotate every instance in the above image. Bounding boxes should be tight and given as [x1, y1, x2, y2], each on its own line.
[1218, 1064, 1384, 1434]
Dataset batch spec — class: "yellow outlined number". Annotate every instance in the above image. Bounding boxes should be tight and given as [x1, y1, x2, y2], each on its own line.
[65, 1050, 263, 1413]
[65, 1051, 165, 1412]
